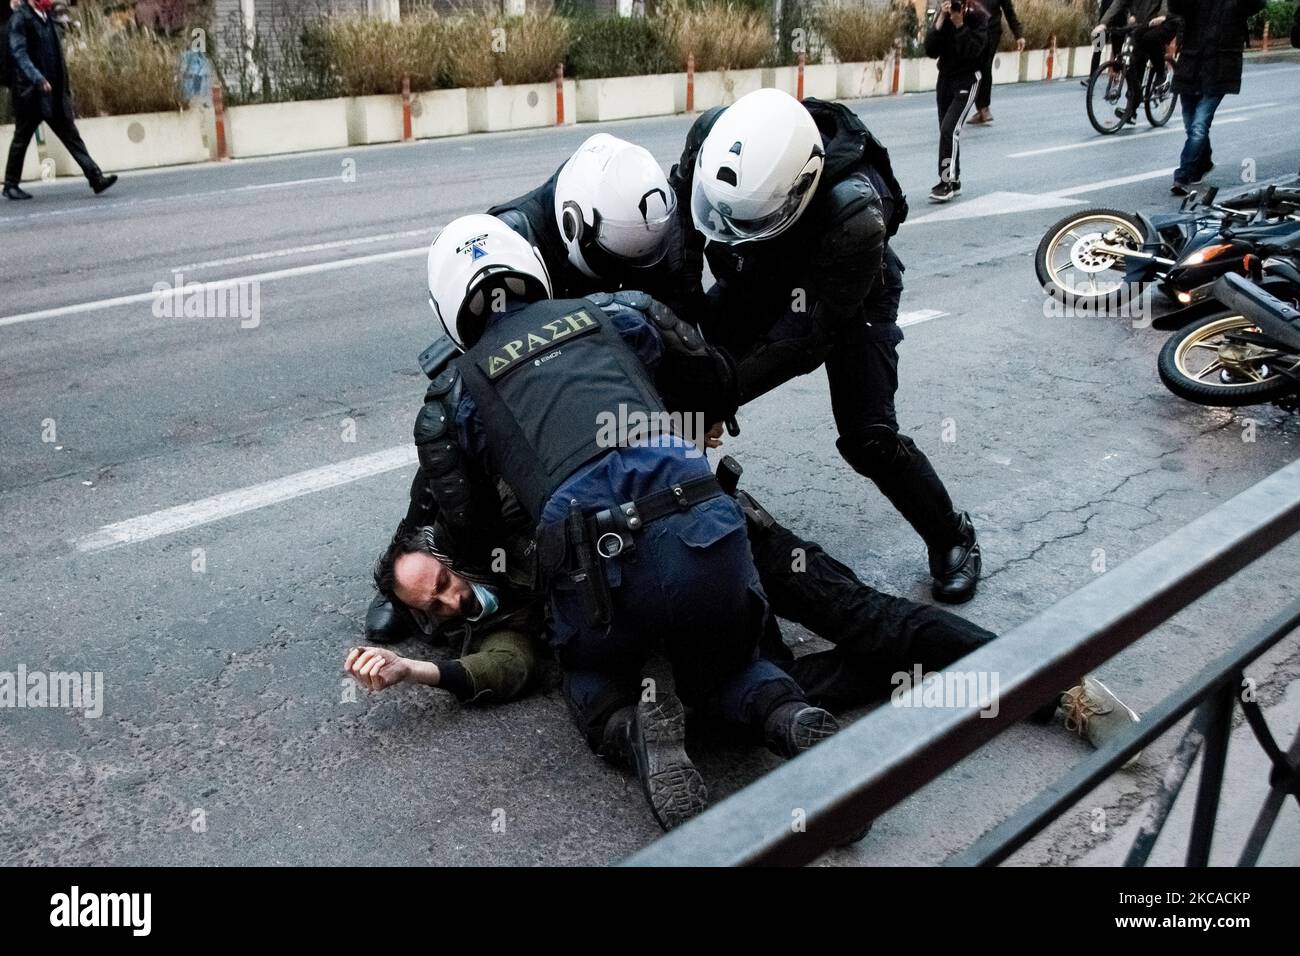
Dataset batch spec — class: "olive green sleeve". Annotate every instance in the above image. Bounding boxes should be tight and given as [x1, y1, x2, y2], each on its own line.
[452, 628, 538, 705]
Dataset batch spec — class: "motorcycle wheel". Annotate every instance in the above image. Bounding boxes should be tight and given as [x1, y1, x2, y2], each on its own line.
[1144, 66, 1177, 128]
[1157, 311, 1300, 406]
[1035, 208, 1150, 306]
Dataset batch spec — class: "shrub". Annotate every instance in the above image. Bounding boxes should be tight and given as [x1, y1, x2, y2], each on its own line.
[442, 12, 571, 87]
[817, 2, 904, 62]
[1008, 0, 1092, 50]
[566, 14, 676, 78]
[64, 18, 186, 116]
[212, 5, 340, 104]
[656, 0, 774, 71]
[1249, 0, 1298, 40]
[318, 13, 445, 96]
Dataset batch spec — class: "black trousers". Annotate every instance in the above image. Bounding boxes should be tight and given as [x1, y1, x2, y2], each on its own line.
[936, 72, 980, 183]
[1122, 22, 1177, 116]
[975, 27, 1001, 111]
[4, 95, 101, 186]
[825, 247, 962, 551]
[753, 518, 1060, 723]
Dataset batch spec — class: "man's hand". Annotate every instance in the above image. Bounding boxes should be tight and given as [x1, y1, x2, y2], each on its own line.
[345, 646, 411, 691]
[1149, 15, 1166, 26]
[1016, 37, 1027, 51]
[40, 80, 52, 94]
[1091, 24, 1106, 39]
[704, 421, 725, 449]
[937, 0, 951, 23]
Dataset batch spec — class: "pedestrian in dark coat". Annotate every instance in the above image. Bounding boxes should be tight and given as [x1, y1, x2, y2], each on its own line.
[4, 0, 116, 199]
[969, 0, 1025, 124]
[1167, 0, 1266, 194]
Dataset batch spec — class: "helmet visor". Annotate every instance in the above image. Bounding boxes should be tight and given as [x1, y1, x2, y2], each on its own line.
[691, 169, 819, 244]
[585, 188, 676, 270]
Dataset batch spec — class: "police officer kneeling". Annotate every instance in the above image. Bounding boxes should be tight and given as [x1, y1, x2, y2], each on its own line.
[420, 215, 837, 831]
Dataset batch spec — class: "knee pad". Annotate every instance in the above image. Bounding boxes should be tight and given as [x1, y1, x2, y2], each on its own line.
[837, 423, 913, 480]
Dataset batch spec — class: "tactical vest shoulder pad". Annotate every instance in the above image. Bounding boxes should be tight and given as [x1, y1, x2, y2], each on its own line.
[419, 334, 459, 380]
[611, 290, 652, 312]
[585, 292, 615, 308]
[825, 172, 882, 227]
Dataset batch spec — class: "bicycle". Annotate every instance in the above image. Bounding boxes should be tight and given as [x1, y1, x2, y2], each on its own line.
[1086, 24, 1179, 135]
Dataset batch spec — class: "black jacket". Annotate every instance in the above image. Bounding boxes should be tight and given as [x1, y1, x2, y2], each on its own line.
[1100, 0, 1171, 28]
[983, 0, 1023, 37]
[1169, 0, 1266, 96]
[669, 99, 900, 405]
[8, 2, 74, 121]
[924, 4, 990, 78]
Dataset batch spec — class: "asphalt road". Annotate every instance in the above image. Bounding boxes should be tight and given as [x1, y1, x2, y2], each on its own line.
[2, 63, 1299, 866]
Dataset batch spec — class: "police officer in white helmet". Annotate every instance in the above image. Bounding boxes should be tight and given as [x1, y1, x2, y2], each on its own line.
[671, 88, 982, 604]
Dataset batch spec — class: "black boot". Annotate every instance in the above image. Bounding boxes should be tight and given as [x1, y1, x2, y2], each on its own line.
[3, 183, 33, 200]
[763, 700, 840, 759]
[91, 173, 118, 195]
[929, 511, 981, 604]
[608, 694, 707, 831]
[363, 593, 417, 644]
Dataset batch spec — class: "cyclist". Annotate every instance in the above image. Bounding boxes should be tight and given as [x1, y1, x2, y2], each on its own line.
[1090, 0, 1178, 126]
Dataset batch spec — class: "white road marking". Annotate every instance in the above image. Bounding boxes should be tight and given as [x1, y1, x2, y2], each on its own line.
[169, 227, 439, 273]
[0, 246, 427, 328]
[905, 190, 1085, 225]
[0, 175, 345, 224]
[1048, 166, 1178, 196]
[1007, 114, 1255, 158]
[75, 445, 419, 553]
[897, 309, 948, 327]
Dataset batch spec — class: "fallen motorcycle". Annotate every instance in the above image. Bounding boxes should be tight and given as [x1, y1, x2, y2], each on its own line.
[1034, 182, 1300, 312]
[1157, 271, 1300, 408]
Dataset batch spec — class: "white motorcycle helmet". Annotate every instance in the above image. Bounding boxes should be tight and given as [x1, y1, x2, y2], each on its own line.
[554, 133, 676, 279]
[691, 88, 825, 245]
[427, 213, 552, 350]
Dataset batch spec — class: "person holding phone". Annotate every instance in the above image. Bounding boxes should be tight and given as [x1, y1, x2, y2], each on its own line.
[924, 0, 990, 202]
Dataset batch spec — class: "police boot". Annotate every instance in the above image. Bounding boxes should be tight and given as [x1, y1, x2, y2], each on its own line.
[763, 701, 840, 758]
[606, 694, 708, 832]
[363, 593, 416, 645]
[929, 511, 981, 605]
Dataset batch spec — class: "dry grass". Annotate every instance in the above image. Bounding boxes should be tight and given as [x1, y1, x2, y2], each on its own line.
[1007, 0, 1093, 50]
[65, 25, 186, 117]
[655, 1, 774, 72]
[319, 13, 446, 96]
[817, 2, 904, 62]
[441, 12, 570, 87]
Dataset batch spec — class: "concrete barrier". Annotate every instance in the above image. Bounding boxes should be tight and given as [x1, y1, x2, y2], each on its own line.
[1069, 44, 1097, 78]
[1020, 49, 1049, 82]
[902, 57, 939, 93]
[227, 98, 350, 158]
[467, 80, 577, 132]
[676, 68, 765, 112]
[576, 73, 676, 122]
[346, 89, 470, 145]
[990, 50, 1021, 85]
[763, 63, 838, 100]
[0, 124, 46, 182]
[836, 60, 892, 99]
[43, 110, 208, 175]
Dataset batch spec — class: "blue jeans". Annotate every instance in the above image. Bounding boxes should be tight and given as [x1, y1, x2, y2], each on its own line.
[1176, 92, 1224, 185]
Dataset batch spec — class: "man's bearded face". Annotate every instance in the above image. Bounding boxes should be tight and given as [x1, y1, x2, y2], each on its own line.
[392, 550, 475, 622]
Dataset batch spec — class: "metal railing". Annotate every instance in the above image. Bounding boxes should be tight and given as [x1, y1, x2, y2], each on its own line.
[624, 458, 1300, 867]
